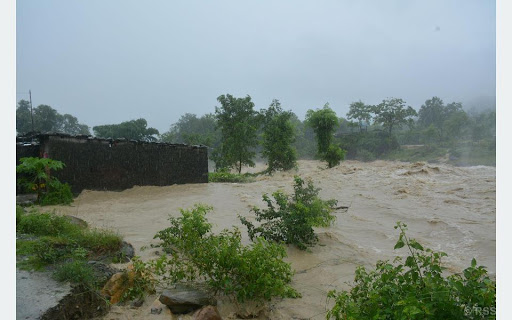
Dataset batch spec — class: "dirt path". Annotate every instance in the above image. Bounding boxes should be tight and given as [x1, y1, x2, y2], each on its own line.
[45, 160, 496, 319]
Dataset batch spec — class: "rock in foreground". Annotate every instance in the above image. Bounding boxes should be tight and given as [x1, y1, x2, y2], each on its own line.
[159, 286, 217, 314]
[194, 305, 222, 320]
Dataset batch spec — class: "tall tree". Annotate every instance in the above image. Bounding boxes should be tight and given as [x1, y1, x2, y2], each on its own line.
[289, 113, 317, 159]
[214, 94, 260, 174]
[346, 100, 372, 132]
[443, 102, 468, 140]
[417, 97, 470, 141]
[32, 105, 63, 133]
[61, 114, 91, 135]
[372, 98, 417, 135]
[16, 101, 91, 136]
[16, 99, 33, 135]
[93, 118, 159, 141]
[469, 109, 495, 141]
[261, 99, 297, 173]
[418, 96, 445, 128]
[161, 113, 220, 146]
[305, 103, 339, 155]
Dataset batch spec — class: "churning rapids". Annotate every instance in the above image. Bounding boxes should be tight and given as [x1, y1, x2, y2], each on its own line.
[48, 160, 496, 319]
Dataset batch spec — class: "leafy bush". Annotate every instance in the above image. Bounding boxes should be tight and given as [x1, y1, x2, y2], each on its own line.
[326, 222, 496, 320]
[240, 176, 337, 250]
[16, 157, 73, 205]
[208, 171, 255, 183]
[40, 179, 74, 205]
[151, 204, 299, 302]
[120, 256, 157, 302]
[323, 144, 345, 168]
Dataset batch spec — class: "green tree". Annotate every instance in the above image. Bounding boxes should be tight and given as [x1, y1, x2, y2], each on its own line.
[417, 96, 445, 129]
[93, 118, 159, 141]
[443, 106, 469, 140]
[417, 97, 471, 142]
[305, 103, 339, 156]
[16, 157, 73, 205]
[214, 94, 260, 174]
[32, 105, 64, 133]
[161, 113, 220, 146]
[469, 109, 496, 141]
[261, 99, 297, 173]
[324, 144, 345, 168]
[372, 98, 417, 135]
[16, 99, 33, 135]
[346, 101, 372, 132]
[61, 114, 91, 135]
[16, 100, 90, 136]
[290, 114, 317, 159]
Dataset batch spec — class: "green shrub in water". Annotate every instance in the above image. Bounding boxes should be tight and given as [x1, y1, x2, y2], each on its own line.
[240, 176, 337, 250]
[152, 204, 299, 302]
[326, 222, 496, 320]
[322, 144, 346, 168]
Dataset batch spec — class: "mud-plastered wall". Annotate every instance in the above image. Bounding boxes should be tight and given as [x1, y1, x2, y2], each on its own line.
[22, 135, 208, 193]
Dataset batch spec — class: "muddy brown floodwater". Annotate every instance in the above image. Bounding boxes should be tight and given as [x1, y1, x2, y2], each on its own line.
[47, 160, 496, 320]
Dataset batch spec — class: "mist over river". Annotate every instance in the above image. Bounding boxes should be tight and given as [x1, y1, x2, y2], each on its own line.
[48, 160, 496, 319]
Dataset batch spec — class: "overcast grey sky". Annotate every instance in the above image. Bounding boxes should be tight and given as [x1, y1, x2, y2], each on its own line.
[16, 0, 496, 134]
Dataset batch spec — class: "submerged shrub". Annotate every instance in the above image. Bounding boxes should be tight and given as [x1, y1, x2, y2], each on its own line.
[208, 171, 254, 183]
[152, 204, 299, 302]
[40, 180, 74, 205]
[327, 222, 496, 320]
[322, 144, 346, 168]
[240, 176, 337, 250]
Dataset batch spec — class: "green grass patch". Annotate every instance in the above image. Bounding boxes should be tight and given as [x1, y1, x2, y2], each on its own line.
[76, 229, 123, 255]
[16, 205, 123, 287]
[54, 260, 96, 286]
[17, 210, 82, 237]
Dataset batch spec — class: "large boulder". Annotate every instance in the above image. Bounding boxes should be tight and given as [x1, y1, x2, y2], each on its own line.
[159, 285, 216, 314]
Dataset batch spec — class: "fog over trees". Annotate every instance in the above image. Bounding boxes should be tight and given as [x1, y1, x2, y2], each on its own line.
[17, 92, 496, 170]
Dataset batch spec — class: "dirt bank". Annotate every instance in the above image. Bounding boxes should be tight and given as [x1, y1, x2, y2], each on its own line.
[46, 160, 496, 319]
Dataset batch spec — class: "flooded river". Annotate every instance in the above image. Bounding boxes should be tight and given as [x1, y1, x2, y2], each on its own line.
[49, 160, 496, 319]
